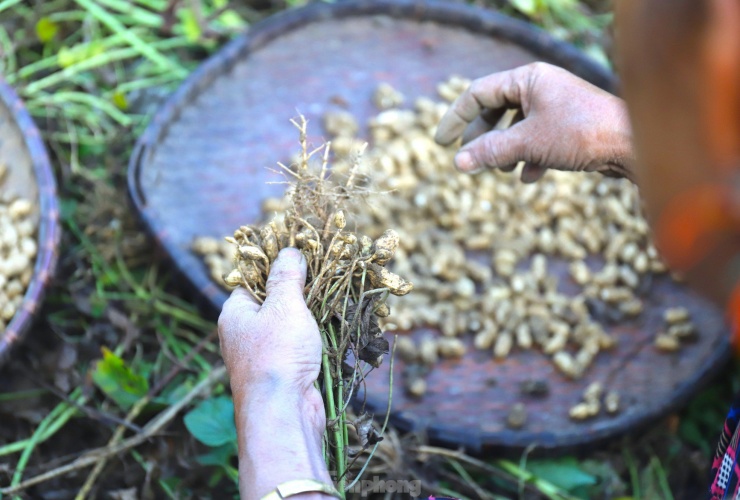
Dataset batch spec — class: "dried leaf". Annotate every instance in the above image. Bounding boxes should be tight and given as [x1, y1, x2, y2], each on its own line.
[358, 337, 389, 368]
[354, 413, 384, 448]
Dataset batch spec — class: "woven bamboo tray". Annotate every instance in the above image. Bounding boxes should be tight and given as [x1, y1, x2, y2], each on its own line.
[0, 77, 60, 366]
[128, 0, 729, 452]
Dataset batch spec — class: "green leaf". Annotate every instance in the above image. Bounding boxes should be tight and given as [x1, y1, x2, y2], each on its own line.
[526, 457, 597, 492]
[112, 91, 128, 111]
[160, 376, 195, 404]
[196, 442, 237, 467]
[178, 9, 201, 43]
[91, 347, 149, 410]
[160, 476, 190, 498]
[35, 17, 58, 43]
[184, 396, 237, 447]
[583, 44, 611, 70]
[208, 467, 225, 487]
[508, 0, 538, 16]
[216, 10, 246, 30]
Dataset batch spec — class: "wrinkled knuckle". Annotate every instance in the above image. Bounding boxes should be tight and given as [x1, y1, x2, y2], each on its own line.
[450, 97, 466, 118]
[528, 61, 545, 71]
[519, 135, 535, 160]
[295, 308, 317, 331]
[527, 62, 546, 78]
[482, 133, 520, 169]
[232, 315, 252, 338]
[530, 61, 553, 75]
[468, 79, 483, 102]
[217, 311, 233, 335]
[260, 300, 286, 322]
[477, 143, 499, 169]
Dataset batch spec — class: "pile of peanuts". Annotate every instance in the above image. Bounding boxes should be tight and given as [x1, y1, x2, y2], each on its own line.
[321, 78, 695, 406]
[0, 164, 38, 331]
[192, 236, 234, 286]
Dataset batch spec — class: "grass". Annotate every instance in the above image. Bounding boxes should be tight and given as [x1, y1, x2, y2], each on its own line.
[0, 1, 247, 497]
[0, 0, 733, 498]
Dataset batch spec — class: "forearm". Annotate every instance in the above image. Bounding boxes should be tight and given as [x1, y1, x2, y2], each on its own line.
[235, 382, 333, 500]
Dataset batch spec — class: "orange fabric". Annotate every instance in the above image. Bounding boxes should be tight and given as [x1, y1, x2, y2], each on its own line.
[654, 183, 737, 271]
[655, 180, 740, 350]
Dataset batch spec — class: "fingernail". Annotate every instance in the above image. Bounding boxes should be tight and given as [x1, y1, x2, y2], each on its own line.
[277, 247, 300, 263]
[455, 151, 475, 172]
[279, 247, 298, 256]
[278, 247, 307, 270]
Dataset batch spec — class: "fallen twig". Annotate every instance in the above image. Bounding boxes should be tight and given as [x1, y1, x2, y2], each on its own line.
[0, 364, 226, 495]
[75, 329, 219, 500]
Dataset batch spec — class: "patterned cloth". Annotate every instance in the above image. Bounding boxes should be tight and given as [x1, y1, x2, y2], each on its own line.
[710, 393, 740, 498]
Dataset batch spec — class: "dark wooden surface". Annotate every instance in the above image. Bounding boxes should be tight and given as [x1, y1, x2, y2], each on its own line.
[0, 77, 60, 365]
[361, 261, 728, 453]
[128, 0, 729, 452]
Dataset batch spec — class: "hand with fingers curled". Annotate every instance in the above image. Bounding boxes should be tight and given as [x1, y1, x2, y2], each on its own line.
[435, 62, 637, 183]
[218, 248, 334, 500]
[219, 247, 322, 395]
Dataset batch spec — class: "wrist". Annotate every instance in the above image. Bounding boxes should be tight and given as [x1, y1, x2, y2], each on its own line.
[235, 382, 330, 498]
[230, 363, 319, 406]
[236, 379, 325, 434]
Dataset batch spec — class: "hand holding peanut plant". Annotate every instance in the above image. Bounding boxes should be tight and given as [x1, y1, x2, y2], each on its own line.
[219, 248, 333, 499]
[216, 116, 412, 494]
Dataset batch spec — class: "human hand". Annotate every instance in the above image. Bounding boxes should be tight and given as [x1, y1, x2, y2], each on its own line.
[218, 247, 321, 399]
[435, 62, 636, 183]
[219, 248, 333, 499]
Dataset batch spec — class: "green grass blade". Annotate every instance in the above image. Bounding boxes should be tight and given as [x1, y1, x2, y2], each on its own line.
[0, 391, 85, 458]
[30, 91, 133, 126]
[17, 31, 132, 80]
[0, 26, 17, 78]
[23, 37, 190, 94]
[0, 389, 48, 403]
[94, 0, 163, 27]
[0, 0, 22, 15]
[73, 0, 186, 77]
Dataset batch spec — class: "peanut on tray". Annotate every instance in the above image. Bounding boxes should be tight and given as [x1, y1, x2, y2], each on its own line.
[0, 164, 38, 330]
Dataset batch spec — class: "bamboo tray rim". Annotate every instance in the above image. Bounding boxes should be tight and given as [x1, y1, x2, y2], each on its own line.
[0, 76, 61, 366]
